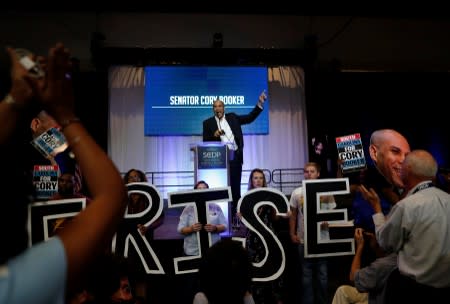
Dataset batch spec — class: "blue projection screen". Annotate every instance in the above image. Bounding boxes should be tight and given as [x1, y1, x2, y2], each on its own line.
[144, 66, 269, 136]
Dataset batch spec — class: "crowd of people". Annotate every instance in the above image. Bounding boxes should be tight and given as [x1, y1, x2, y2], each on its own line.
[1, 42, 449, 304]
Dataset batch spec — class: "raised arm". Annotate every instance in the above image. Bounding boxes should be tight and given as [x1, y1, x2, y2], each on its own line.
[0, 43, 127, 303]
[349, 228, 365, 282]
[257, 90, 267, 108]
[237, 90, 266, 125]
[37, 43, 127, 287]
[0, 47, 36, 142]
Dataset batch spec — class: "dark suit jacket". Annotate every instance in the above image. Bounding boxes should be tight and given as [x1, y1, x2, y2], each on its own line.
[202, 105, 263, 164]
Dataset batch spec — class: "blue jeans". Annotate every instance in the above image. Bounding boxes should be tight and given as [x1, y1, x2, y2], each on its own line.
[298, 244, 328, 304]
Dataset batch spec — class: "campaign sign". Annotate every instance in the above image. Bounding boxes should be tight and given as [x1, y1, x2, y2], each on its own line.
[335, 133, 367, 174]
[33, 165, 59, 200]
[31, 127, 68, 159]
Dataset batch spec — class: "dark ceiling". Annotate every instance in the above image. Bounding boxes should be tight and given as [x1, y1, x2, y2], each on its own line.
[2, 5, 449, 19]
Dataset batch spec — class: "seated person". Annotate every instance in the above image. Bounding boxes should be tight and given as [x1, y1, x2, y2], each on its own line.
[332, 228, 397, 304]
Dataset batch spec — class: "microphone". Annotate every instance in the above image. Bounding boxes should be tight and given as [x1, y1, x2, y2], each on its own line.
[217, 121, 225, 136]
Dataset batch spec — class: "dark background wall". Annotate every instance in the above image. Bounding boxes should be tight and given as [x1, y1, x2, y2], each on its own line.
[307, 70, 449, 168]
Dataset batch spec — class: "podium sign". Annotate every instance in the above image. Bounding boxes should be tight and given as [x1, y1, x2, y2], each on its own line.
[198, 145, 227, 169]
[192, 142, 231, 236]
[192, 142, 229, 188]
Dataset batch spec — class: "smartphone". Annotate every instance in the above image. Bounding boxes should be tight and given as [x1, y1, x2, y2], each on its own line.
[15, 48, 45, 78]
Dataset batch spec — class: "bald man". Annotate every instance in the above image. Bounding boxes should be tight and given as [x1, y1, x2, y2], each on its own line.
[202, 91, 266, 217]
[369, 129, 411, 189]
[361, 150, 450, 302]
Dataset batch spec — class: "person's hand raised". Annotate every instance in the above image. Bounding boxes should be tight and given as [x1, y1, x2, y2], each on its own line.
[6, 47, 39, 109]
[359, 185, 382, 213]
[257, 90, 267, 107]
[36, 43, 75, 122]
[354, 228, 365, 249]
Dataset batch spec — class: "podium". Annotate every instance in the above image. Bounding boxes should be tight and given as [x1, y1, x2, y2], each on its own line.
[191, 142, 230, 188]
[191, 142, 231, 236]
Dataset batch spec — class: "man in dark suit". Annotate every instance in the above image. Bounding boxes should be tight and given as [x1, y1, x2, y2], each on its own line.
[202, 90, 267, 216]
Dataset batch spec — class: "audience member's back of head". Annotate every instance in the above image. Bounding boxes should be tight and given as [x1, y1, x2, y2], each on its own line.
[90, 253, 136, 304]
[198, 239, 252, 304]
[404, 150, 438, 179]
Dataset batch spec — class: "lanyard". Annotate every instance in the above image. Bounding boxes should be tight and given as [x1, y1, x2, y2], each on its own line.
[412, 182, 434, 194]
